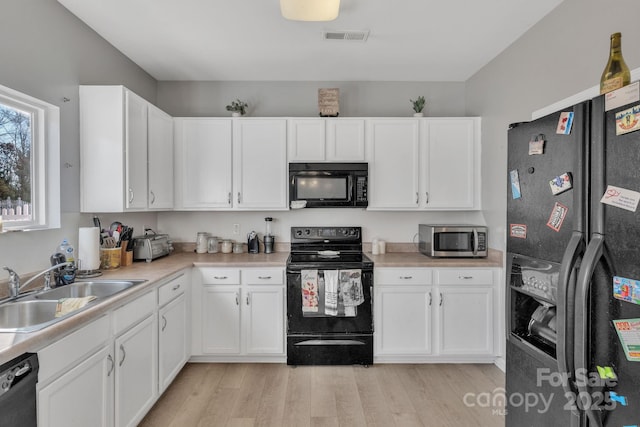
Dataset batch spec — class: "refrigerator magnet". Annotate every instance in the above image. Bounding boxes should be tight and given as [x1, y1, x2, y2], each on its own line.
[600, 185, 640, 212]
[546, 202, 568, 232]
[612, 318, 640, 361]
[556, 111, 574, 135]
[615, 104, 640, 135]
[510, 170, 522, 199]
[528, 134, 545, 155]
[549, 172, 573, 195]
[509, 224, 527, 239]
[596, 365, 617, 381]
[613, 276, 640, 305]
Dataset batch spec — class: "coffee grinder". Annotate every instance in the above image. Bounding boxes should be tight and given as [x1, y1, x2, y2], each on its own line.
[264, 217, 275, 254]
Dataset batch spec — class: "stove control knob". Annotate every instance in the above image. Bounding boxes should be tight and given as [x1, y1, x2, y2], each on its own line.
[295, 230, 302, 237]
[304, 229, 311, 236]
[349, 229, 357, 236]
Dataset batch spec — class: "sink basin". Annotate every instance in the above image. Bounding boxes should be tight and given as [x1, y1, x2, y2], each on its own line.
[0, 279, 146, 333]
[0, 300, 60, 333]
[34, 279, 146, 300]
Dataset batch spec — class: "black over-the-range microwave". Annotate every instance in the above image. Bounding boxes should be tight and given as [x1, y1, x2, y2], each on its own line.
[289, 163, 368, 208]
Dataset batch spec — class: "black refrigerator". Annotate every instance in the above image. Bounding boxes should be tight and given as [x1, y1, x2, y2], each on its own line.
[506, 89, 640, 426]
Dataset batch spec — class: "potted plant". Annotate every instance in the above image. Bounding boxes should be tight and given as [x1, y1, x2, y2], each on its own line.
[410, 96, 426, 117]
[226, 99, 248, 117]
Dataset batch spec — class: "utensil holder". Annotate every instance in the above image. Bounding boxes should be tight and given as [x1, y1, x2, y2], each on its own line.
[100, 248, 121, 270]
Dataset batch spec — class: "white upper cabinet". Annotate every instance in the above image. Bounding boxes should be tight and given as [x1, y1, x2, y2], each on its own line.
[80, 86, 173, 213]
[288, 118, 366, 162]
[147, 104, 174, 209]
[233, 119, 288, 210]
[366, 119, 421, 209]
[420, 118, 480, 209]
[174, 118, 233, 209]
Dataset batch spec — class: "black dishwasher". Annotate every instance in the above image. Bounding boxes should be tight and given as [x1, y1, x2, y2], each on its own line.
[0, 353, 38, 427]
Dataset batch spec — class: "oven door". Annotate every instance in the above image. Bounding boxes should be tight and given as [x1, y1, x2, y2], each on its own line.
[286, 269, 373, 334]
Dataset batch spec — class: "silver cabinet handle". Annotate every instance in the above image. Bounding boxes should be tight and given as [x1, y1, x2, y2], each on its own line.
[459, 275, 473, 280]
[227, 192, 231, 204]
[425, 192, 429, 204]
[128, 188, 134, 203]
[107, 354, 114, 377]
[237, 192, 241, 204]
[246, 292, 251, 305]
[235, 291, 239, 305]
[439, 293, 443, 306]
[399, 276, 413, 280]
[119, 344, 126, 367]
[258, 276, 272, 280]
[150, 191, 156, 204]
[428, 292, 432, 306]
[172, 284, 181, 291]
[214, 276, 228, 280]
[162, 315, 167, 332]
[415, 192, 419, 204]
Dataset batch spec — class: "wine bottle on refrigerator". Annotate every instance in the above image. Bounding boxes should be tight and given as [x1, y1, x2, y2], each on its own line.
[600, 32, 630, 94]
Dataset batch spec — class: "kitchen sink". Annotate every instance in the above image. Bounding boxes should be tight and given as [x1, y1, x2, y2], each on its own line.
[0, 300, 60, 333]
[0, 279, 147, 333]
[33, 279, 146, 300]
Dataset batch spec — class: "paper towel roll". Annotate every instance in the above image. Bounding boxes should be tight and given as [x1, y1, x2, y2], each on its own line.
[77, 227, 101, 271]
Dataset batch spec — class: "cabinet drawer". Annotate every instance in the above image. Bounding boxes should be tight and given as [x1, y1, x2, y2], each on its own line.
[242, 268, 284, 285]
[38, 315, 110, 383]
[436, 269, 493, 285]
[375, 268, 432, 285]
[112, 291, 156, 335]
[158, 274, 186, 307]
[199, 268, 240, 285]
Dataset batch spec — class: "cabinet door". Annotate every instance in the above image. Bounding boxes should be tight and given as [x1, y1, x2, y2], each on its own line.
[114, 315, 158, 427]
[438, 286, 493, 355]
[159, 293, 188, 393]
[366, 119, 420, 209]
[375, 285, 432, 355]
[124, 90, 148, 210]
[233, 119, 288, 209]
[148, 104, 174, 209]
[288, 118, 326, 161]
[38, 345, 113, 427]
[174, 118, 233, 209]
[421, 118, 478, 209]
[244, 286, 285, 355]
[327, 119, 365, 161]
[202, 285, 241, 354]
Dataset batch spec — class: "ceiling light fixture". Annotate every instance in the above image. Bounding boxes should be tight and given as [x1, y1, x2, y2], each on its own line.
[280, 0, 340, 21]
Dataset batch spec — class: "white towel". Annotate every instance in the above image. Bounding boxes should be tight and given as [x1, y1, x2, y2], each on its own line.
[324, 270, 339, 316]
[340, 269, 363, 317]
[301, 270, 319, 313]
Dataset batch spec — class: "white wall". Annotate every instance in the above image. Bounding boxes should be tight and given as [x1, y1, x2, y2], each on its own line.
[466, 0, 640, 251]
[0, 0, 158, 276]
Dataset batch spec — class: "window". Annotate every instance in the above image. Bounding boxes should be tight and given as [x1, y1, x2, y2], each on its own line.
[0, 84, 60, 230]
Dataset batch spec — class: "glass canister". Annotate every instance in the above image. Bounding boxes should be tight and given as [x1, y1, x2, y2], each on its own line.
[220, 239, 233, 254]
[207, 236, 219, 253]
[196, 232, 209, 254]
[233, 242, 244, 253]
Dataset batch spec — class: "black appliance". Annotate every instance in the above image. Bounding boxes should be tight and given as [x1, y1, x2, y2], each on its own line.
[289, 163, 368, 208]
[286, 226, 374, 365]
[0, 353, 39, 427]
[507, 91, 640, 426]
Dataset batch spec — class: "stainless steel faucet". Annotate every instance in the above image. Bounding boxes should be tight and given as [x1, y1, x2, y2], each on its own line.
[2, 262, 74, 299]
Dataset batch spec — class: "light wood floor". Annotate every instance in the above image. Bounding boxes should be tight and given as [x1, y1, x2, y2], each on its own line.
[140, 363, 505, 427]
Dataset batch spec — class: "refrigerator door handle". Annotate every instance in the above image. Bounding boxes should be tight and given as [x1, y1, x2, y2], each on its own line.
[574, 233, 613, 427]
[557, 230, 584, 419]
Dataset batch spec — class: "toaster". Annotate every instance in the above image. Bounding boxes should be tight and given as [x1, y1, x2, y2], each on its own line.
[132, 233, 173, 262]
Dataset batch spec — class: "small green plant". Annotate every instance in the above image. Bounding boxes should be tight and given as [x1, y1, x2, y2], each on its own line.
[226, 99, 248, 115]
[410, 96, 425, 113]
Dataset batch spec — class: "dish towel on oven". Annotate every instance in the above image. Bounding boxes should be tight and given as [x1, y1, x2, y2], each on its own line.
[301, 270, 319, 313]
[340, 269, 363, 316]
[324, 270, 339, 316]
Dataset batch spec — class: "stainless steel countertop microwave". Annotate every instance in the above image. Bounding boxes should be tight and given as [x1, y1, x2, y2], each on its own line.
[419, 224, 488, 258]
[289, 163, 368, 208]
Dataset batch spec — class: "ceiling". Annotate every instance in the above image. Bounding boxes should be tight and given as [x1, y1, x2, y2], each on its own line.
[57, 0, 564, 82]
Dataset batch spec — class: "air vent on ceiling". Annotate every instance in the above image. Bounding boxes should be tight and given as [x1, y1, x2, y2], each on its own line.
[322, 30, 370, 42]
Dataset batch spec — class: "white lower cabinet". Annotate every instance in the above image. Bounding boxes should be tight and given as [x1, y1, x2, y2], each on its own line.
[159, 293, 188, 392]
[194, 267, 285, 361]
[375, 267, 496, 362]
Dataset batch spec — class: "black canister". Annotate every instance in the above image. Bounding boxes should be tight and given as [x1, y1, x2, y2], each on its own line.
[247, 231, 259, 254]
